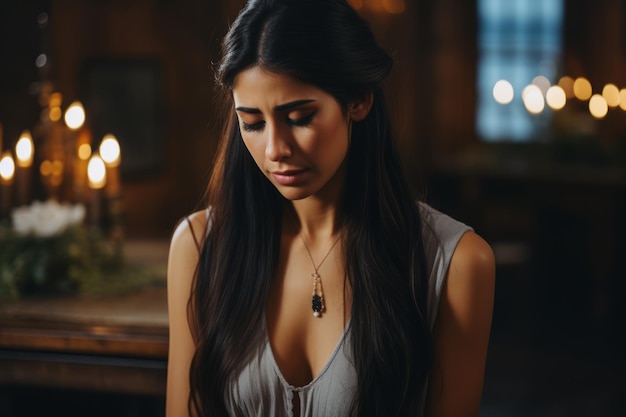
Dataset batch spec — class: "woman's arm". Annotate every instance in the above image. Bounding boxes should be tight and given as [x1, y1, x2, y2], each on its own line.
[426, 231, 496, 417]
[166, 211, 207, 417]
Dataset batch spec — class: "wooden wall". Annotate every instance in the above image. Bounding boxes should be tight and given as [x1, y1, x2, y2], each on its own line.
[1, 0, 624, 238]
[50, 0, 230, 237]
[0, 0, 479, 237]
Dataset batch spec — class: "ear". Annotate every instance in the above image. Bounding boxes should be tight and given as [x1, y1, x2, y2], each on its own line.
[348, 91, 374, 121]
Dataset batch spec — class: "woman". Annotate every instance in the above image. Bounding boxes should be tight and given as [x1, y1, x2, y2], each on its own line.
[167, 0, 495, 416]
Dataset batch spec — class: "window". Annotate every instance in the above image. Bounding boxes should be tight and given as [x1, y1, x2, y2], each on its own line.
[476, 0, 564, 141]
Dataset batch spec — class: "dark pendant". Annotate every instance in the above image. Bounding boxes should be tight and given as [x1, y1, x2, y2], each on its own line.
[312, 294, 323, 313]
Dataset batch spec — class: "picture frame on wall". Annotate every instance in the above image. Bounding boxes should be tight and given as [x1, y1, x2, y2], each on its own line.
[81, 59, 164, 179]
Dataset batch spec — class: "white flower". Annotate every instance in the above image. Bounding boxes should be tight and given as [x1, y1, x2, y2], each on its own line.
[11, 200, 86, 237]
[11, 206, 34, 236]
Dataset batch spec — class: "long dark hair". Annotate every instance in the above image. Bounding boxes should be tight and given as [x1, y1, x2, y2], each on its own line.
[189, 0, 432, 416]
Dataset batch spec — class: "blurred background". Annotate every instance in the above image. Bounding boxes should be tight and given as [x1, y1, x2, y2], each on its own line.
[0, 0, 625, 416]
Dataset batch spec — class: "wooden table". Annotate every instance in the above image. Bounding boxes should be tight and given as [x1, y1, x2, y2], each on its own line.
[0, 241, 170, 398]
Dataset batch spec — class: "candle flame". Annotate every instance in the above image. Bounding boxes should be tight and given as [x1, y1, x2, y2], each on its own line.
[15, 130, 34, 167]
[0, 152, 15, 181]
[65, 101, 86, 130]
[87, 154, 107, 189]
[99, 134, 121, 166]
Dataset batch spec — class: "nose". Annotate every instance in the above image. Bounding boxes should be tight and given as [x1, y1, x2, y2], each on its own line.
[265, 123, 292, 161]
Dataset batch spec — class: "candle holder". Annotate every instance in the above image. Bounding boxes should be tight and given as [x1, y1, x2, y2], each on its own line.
[87, 154, 106, 227]
[15, 130, 34, 206]
[99, 134, 124, 243]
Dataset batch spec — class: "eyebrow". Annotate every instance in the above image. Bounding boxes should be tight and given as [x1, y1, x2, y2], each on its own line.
[235, 99, 316, 114]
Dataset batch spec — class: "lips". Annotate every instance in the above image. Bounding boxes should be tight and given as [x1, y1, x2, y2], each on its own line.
[270, 168, 308, 185]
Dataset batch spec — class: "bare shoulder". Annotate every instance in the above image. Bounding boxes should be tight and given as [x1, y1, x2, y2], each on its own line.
[167, 209, 209, 310]
[443, 230, 495, 325]
[166, 210, 208, 417]
[426, 231, 495, 416]
[448, 230, 495, 286]
[170, 209, 209, 255]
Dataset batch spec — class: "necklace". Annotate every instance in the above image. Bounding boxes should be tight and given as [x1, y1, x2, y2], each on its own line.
[300, 234, 341, 318]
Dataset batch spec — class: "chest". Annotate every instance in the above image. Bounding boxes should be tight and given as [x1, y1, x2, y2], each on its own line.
[265, 237, 350, 387]
[226, 332, 357, 417]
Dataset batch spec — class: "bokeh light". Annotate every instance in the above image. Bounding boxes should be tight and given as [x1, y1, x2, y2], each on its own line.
[589, 94, 608, 119]
[99, 134, 121, 166]
[35, 54, 47, 68]
[546, 85, 566, 110]
[49, 107, 62, 122]
[602, 84, 621, 108]
[0, 153, 15, 181]
[87, 155, 106, 189]
[493, 80, 514, 104]
[532, 75, 551, 95]
[40, 160, 53, 176]
[573, 77, 592, 101]
[522, 84, 545, 114]
[64, 101, 86, 130]
[558, 76, 575, 99]
[78, 143, 92, 161]
[15, 130, 34, 167]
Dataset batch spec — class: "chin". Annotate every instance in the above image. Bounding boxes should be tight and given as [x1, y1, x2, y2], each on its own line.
[267, 182, 312, 201]
[277, 188, 313, 201]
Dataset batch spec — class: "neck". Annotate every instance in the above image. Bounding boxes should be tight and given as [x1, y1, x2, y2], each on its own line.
[287, 198, 340, 243]
[287, 161, 346, 241]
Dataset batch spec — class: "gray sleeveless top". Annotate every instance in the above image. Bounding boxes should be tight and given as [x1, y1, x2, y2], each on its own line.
[224, 204, 472, 417]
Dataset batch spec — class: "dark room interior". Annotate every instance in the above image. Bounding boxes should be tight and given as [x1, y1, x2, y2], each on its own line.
[1, 0, 625, 416]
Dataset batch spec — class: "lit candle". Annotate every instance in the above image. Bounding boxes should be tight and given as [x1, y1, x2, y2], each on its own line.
[74, 128, 92, 205]
[15, 130, 34, 206]
[87, 154, 106, 226]
[99, 134, 123, 240]
[64, 101, 86, 202]
[0, 151, 15, 213]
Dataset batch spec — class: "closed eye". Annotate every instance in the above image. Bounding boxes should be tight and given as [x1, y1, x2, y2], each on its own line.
[287, 112, 315, 127]
[241, 112, 315, 132]
[241, 121, 265, 132]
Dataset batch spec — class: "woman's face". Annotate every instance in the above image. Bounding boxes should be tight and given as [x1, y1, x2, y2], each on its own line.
[232, 66, 350, 202]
